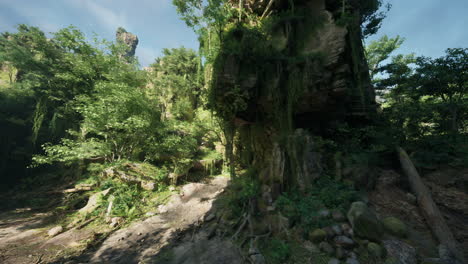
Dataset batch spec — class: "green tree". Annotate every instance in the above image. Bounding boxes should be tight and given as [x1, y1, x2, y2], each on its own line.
[149, 47, 201, 120]
[415, 48, 467, 134]
[366, 35, 405, 79]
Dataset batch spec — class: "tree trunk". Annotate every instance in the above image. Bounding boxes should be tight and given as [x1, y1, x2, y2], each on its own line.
[397, 147, 465, 264]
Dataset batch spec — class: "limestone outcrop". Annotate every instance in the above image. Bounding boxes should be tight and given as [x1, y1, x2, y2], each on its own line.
[208, 0, 377, 191]
[116, 27, 138, 59]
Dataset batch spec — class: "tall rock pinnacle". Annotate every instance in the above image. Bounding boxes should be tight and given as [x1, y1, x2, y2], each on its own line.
[116, 27, 138, 59]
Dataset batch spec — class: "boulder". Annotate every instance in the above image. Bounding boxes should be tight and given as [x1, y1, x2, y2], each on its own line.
[347, 202, 384, 241]
[368, 242, 384, 258]
[382, 217, 408, 238]
[79, 188, 111, 214]
[383, 239, 417, 264]
[310, 228, 327, 243]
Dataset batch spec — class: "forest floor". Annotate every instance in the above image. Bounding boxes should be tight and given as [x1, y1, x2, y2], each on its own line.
[0, 167, 466, 264]
[0, 175, 242, 264]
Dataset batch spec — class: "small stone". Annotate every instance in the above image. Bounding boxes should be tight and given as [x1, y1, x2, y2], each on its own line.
[336, 247, 347, 259]
[329, 258, 340, 264]
[319, 209, 331, 218]
[206, 224, 217, 239]
[438, 244, 456, 264]
[250, 253, 266, 264]
[368, 242, 384, 258]
[346, 257, 360, 264]
[334, 235, 355, 249]
[145, 212, 156, 217]
[345, 229, 354, 237]
[332, 210, 346, 222]
[48, 226, 63, 237]
[341, 223, 351, 231]
[249, 246, 260, 255]
[382, 217, 407, 238]
[310, 229, 328, 243]
[406, 193, 416, 204]
[303, 240, 320, 253]
[384, 257, 399, 264]
[138, 232, 142, 236]
[319, 242, 335, 255]
[332, 224, 343, 235]
[204, 213, 215, 222]
[110, 217, 123, 228]
[168, 186, 176, 191]
[141, 181, 155, 191]
[323, 226, 336, 238]
[348, 252, 357, 259]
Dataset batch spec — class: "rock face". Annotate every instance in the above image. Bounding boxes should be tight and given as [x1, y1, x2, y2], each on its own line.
[208, 0, 376, 190]
[116, 27, 138, 59]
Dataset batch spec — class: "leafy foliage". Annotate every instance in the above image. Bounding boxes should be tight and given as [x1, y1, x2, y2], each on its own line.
[1, 24, 222, 199]
[366, 36, 467, 166]
[277, 177, 358, 229]
[261, 238, 291, 264]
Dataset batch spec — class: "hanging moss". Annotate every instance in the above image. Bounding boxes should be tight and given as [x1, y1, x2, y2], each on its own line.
[203, 1, 374, 189]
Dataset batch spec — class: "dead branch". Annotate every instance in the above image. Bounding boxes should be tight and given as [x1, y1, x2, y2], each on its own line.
[397, 147, 465, 264]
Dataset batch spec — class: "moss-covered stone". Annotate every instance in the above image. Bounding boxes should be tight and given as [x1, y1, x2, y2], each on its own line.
[382, 217, 408, 238]
[367, 242, 384, 258]
[384, 256, 399, 264]
[310, 228, 328, 243]
[347, 202, 384, 241]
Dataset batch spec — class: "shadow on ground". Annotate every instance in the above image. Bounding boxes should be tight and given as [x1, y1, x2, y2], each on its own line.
[56, 176, 244, 264]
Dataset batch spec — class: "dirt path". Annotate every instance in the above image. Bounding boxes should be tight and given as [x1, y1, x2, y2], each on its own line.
[1, 176, 241, 264]
[74, 175, 242, 264]
[0, 207, 101, 264]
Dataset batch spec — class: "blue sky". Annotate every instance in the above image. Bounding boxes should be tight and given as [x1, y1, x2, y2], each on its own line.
[0, 0, 467, 67]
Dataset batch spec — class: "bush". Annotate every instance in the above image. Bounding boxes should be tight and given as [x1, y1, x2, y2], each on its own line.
[277, 176, 358, 229]
[224, 168, 260, 216]
[261, 238, 291, 264]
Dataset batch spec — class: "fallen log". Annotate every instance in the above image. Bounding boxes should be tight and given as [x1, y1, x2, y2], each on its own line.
[397, 147, 464, 264]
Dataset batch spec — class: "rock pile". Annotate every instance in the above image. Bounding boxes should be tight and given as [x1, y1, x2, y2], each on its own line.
[303, 202, 412, 264]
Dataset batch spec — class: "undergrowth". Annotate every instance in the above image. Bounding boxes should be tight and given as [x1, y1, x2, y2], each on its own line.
[276, 176, 358, 230]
